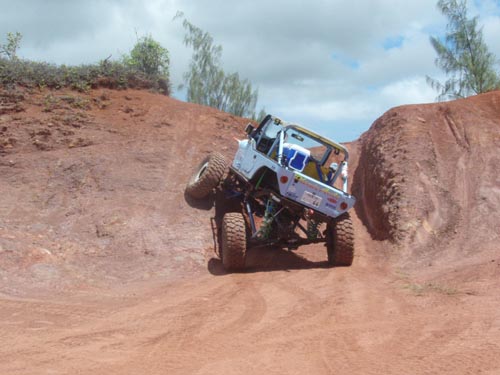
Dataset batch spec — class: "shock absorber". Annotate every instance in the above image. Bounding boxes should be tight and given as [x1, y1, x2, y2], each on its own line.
[306, 218, 320, 240]
[258, 198, 276, 239]
[305, 209, 319, 240]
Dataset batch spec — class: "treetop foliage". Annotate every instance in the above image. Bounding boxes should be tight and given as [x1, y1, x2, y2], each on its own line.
[125, 34, 170, 79]
[176, 13, 258, 118]
[428, 0, 499, 100]
[0, 32, 22, 60]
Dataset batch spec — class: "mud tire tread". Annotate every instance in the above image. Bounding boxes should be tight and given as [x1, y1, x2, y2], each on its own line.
[221, 212, 246, 271]
[185, 152, 227, 199]
[327, 212, 354, 266]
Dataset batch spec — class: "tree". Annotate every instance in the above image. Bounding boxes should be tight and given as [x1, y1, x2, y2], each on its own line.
[427, 0, 499, 100]
[254, 107, 267, 123]
[125, 34, 170, 80]
[0, 32, 22, 60]
[176, 14, 258, 118]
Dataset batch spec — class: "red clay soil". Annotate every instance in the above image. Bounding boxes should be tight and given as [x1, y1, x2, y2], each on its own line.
[0, 87, 499, 374]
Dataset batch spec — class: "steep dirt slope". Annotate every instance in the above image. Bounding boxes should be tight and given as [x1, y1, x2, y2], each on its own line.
[0, 88, 499, 374]
[0, 88, 248, 295]
[354, 92, 500, 270]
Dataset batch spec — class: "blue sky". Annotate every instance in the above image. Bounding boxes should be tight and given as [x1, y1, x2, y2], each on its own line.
[383, 35, 405, 50]
[1, 0, 499, 142]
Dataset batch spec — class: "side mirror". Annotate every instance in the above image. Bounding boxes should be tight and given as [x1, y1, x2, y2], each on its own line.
[245, 123, 254, 135]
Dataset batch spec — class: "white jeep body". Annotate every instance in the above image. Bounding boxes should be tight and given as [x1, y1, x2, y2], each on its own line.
[231, 116, 356, 219]
[186, 115, 357, 268]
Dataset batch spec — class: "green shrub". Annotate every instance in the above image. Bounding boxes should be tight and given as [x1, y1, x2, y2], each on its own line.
[0, 32, 171, 95]
[124, 35, 170, 79]
[0, 57, 170, 94]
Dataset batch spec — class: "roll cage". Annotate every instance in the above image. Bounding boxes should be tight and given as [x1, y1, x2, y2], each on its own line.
[247, 115, 351, 192]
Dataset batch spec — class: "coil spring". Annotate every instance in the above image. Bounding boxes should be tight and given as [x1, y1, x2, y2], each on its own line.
[259, 199, 276, 239]
[307, 219, 320, 240]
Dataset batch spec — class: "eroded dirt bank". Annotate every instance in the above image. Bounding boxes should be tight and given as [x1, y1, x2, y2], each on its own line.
[0, 88, 499, 374]
[353, 92, 500, 279]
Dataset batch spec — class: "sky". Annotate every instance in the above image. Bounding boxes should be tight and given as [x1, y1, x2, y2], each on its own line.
[1, 0, 500, 142]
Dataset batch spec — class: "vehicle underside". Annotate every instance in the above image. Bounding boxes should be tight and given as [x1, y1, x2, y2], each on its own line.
[186, 115, 355, 272]
[220, 168, 331, 250]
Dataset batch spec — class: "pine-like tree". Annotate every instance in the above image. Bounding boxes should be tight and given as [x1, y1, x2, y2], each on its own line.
[427, 0, 499, 100]
[177, 14, 258, 118]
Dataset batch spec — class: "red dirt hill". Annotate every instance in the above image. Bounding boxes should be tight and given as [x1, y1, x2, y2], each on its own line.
[0, 87, 499, 374]
[0, 88, 248, 294]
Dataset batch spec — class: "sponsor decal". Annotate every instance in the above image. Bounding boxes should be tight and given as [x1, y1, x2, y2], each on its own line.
[295, 174, 342, 199]
[294, 178, 320, 192]
[325, 202, 337, 211]
[327, 197, 338, 204]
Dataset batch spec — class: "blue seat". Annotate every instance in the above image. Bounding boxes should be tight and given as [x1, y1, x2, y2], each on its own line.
[283, 143, 310, 172]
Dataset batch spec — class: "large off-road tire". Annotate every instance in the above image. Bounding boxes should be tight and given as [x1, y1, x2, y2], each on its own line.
[221, 212, 247, 271]
[326, 212, 354, 266]
[185, 152, 227, 199]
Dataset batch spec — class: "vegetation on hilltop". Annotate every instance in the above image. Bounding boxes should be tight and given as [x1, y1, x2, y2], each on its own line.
[0, 32, 171, 95]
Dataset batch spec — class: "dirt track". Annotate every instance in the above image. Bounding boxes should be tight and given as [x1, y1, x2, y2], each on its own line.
[0, 88, 499, 374]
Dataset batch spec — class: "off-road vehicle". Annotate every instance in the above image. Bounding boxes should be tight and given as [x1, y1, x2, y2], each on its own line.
[186, 115, 356, 271]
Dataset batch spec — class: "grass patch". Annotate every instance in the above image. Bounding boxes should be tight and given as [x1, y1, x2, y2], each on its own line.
[402, 281, 459, 296]
[395, 268, 459, 296]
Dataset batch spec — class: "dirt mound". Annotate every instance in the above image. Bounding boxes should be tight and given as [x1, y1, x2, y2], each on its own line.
[354, 91, 500, 266]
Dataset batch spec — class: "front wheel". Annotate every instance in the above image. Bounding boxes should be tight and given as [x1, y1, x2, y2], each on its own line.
[185, 152, 227, 199]
[326, 212, 354, 266]
[221, 212, 247, 271]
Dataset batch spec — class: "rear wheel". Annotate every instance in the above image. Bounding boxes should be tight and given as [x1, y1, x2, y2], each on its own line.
[221, 212, 247, 271]
[185, 152, 227, 199]
[326, 212, 354, 266]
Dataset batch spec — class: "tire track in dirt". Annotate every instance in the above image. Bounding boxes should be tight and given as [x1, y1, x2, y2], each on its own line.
[1, 199, 499, 374]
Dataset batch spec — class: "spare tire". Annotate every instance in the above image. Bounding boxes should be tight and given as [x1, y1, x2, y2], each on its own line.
[185, 152, 227, 199]
[326, 212, 354, 266]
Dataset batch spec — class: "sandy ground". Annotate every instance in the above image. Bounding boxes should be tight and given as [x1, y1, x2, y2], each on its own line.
[0, 87, 499, 374]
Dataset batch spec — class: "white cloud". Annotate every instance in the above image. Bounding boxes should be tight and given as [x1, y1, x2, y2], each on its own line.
[1, 0, 499, 141]
[379, 76, 436, 105]
[483, 16, 500, 58]
[279, 97, 377, 123]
